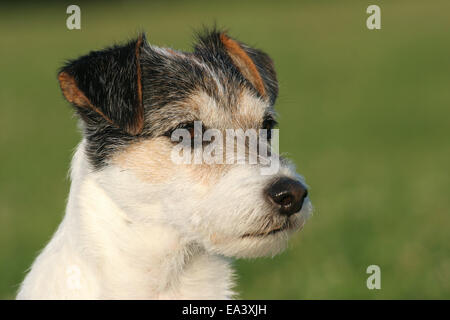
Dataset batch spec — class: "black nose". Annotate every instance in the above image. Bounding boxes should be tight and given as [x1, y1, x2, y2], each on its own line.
[265, 177, 308, 216]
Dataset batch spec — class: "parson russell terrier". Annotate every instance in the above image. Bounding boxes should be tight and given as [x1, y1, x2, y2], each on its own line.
[17, 29, 312, 299]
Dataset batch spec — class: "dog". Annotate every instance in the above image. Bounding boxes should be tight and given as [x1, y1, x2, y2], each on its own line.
[17, 29, 312, 299]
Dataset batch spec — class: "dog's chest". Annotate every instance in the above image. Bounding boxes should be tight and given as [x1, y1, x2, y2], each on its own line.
[156, 254, 235, 300]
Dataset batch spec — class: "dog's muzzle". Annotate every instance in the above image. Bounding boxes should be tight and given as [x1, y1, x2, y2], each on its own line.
[265, 177, 308, 216]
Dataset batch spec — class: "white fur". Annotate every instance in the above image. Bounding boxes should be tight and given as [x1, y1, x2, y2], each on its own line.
[17, 140, 311, 299]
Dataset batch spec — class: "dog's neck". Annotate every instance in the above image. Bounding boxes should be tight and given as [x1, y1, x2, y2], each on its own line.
[18, 141, 234, 299]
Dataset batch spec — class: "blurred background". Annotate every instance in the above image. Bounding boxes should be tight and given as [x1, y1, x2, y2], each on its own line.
[1, 0, 449, 299]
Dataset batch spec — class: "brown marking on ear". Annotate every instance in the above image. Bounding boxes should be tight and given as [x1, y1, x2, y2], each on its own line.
[58, 71, 115, 126]
[220, 33, 266, 98]
[166, 48, 180, 56]
[131, 34, 145, 136]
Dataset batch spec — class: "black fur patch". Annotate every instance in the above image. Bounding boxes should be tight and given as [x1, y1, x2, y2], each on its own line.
[59, 36, 145, 135]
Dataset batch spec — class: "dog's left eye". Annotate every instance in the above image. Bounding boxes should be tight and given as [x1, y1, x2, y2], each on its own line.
[261, 117, 277, 140]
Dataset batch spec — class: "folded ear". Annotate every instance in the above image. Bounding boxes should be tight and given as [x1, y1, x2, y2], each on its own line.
[219, 33, 278, 105]
[58, 34, 146, 135]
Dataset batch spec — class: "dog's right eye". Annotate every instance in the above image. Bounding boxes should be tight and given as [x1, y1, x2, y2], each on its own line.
[165, 121, 212, 150]
[177, 123, 195, 139]
[164, 122, 195, 139]
[165, 122, 209, 150]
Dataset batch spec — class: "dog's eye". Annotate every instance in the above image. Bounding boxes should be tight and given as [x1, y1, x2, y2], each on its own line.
[165, 122, 195, 139]
[261, 117, 278, 140]
[165, 122, 208, 149]
[179, 122, 195, 139]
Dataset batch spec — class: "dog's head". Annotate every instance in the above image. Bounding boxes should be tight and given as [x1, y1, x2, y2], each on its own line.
[58, 29, 312, 258]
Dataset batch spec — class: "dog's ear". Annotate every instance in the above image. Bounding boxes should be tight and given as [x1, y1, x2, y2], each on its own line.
[219, 33, 278, 105]
[58, 34, 146, 136]
[194, 30, 278, 104]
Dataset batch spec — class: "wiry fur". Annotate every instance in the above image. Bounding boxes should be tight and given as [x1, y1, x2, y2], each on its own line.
[17, 29, 312, 299]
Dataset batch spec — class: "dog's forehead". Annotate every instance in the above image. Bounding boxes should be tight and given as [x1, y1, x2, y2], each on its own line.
[140, 46, 271, 130]
[188, 90, 269, 129]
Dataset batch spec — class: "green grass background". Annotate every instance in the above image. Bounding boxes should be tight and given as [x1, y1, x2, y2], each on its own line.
[1, 0, 449, 299]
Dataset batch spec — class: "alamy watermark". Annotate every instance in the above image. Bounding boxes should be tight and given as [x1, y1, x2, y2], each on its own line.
[66, 5, 81, 30]
[170, 121, 280, 175]
[66, 265, 82, 290]
[366, 5, 381, 30]
[366, 265, 381, 290]
[65, 5, 382, 31]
